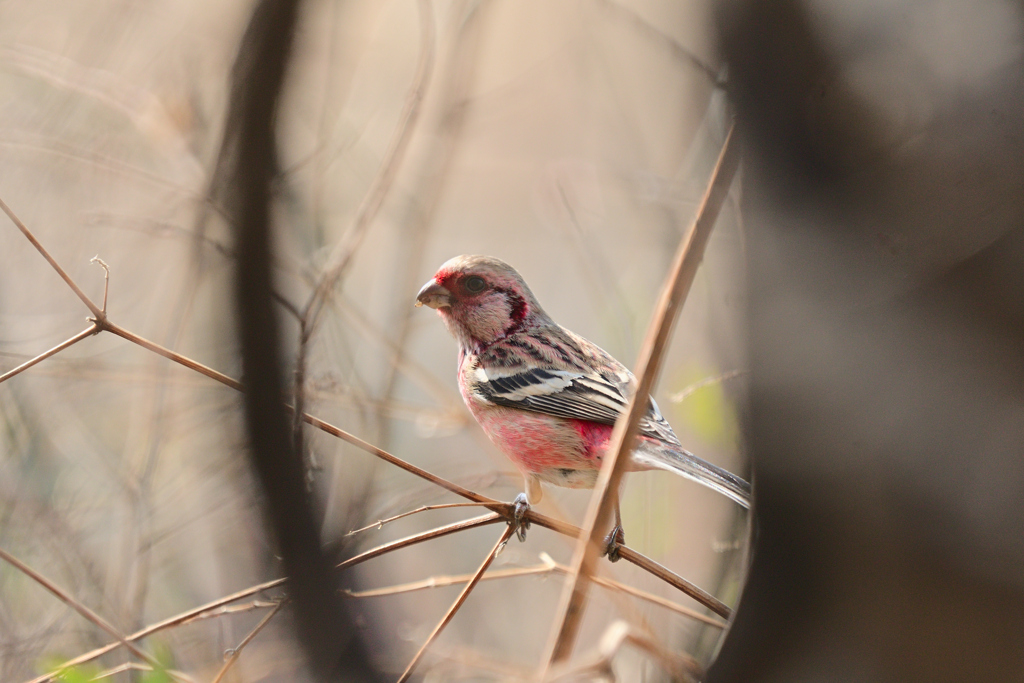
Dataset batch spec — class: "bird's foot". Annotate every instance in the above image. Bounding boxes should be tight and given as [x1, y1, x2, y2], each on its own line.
[510, 492, 531, 542]
[603, 524, 625, 562]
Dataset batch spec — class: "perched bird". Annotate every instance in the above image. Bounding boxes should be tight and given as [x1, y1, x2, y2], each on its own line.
[416, 255, 750, 557]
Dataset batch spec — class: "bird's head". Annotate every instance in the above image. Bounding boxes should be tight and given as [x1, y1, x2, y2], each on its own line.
[416, 255, 550, 350]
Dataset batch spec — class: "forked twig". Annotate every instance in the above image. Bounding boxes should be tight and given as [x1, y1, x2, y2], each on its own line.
[397, 524, 517, 683]
[543, 123, 741, 670]
[210, 600, 285, 683]
[0, 547, 193, 683]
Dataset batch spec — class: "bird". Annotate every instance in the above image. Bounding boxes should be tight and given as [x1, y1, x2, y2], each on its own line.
[415, 254, 750, 558]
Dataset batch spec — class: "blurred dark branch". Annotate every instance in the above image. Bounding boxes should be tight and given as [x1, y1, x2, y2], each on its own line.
[711, 1, 1024, 681]
[214, 0, 376, 679]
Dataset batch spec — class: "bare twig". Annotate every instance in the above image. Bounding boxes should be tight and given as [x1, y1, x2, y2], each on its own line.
[0, 196, 103, 318]
[86, 663, 194, 682]
[210, 600, 285, 683]
[291, 0, 437, 458]
[0, 324, 98, 384]
[397, 524, 517, 683]
[547, 620, 702, 683]
[543, 123, 740, 669]
[102, 321, 243, 390]
[345, 502, 500, 537]
[24, 575, 289, 683]
[595, 0, 724, 86]
[668, 369, 748, 403]
[0, 547, 193, 683]
[88, 256, 109, 313]
[337, 512, 504, 572]
[346, 553, 727, 629]
[300, 0, 436, 332]
[616, 547, 730, 618]
[26, 514, 503, 682]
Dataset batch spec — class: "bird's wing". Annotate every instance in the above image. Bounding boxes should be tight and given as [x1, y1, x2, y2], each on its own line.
[468, 355, 681, 447]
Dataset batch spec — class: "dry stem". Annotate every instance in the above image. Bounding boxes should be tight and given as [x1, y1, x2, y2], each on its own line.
[543, 123, 740, 671]
[397, 524, 517, 683]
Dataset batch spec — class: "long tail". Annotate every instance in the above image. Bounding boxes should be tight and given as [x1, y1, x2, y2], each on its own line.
[633, 444, 751, 509]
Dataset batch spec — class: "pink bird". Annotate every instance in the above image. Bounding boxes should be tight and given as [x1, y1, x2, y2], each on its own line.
[416, 255, 750, 558]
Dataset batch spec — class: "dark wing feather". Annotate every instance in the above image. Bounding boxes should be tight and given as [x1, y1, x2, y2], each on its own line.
[470, 365, 680, 446]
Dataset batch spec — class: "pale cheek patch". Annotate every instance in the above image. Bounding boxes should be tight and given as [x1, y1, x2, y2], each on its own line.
[460, 293, 512, 343]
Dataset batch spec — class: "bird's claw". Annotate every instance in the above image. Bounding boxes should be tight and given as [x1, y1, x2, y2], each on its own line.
[511, 492, 531, 542]
[603, 524, 625, 562]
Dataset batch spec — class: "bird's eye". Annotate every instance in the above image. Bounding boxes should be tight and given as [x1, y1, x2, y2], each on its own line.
[464, 276, 487, 293]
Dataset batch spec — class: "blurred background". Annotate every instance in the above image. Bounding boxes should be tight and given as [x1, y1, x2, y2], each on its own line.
[0, 0, 747, 681]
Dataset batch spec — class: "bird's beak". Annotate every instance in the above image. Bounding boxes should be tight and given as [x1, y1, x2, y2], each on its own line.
[415, 280, 452, 309]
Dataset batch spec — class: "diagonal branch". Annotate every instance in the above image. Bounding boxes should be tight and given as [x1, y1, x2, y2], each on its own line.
[543, 123, 741, 669]
[25, 513, 501, 682]
[0, 196, 104, 319]
[345, 502, 499, 537]
[300, 0, 436, 334]
[397, 524, 517, 683]
[210, 600, 285, 683]
[0, 547, 193, 683]
[0, 323, 98, 384]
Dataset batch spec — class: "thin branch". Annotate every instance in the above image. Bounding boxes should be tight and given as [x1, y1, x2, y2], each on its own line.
[89, 256, 109, 313]
[300, 0, 436, 332]
[26, 514, 502, 682]
[0, 547, 193, 683]
[595, 0, 724, 87]
[345, 502, 500, 537]
[668, 369, 748, 403]
[0, 196, 103, 318]
[102, 320, 243, 390]
[616, 547, 730, 619]
[210, 600, 285, 683]
[543, 123, 741, 669]
[337, 512, 504, 572]
[0, 324, 98, 384]
[547, 620, 702, 683]
[25, 578, 288, 683]
[397, 524, 516, 683]
[346, 553, 727, 629]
